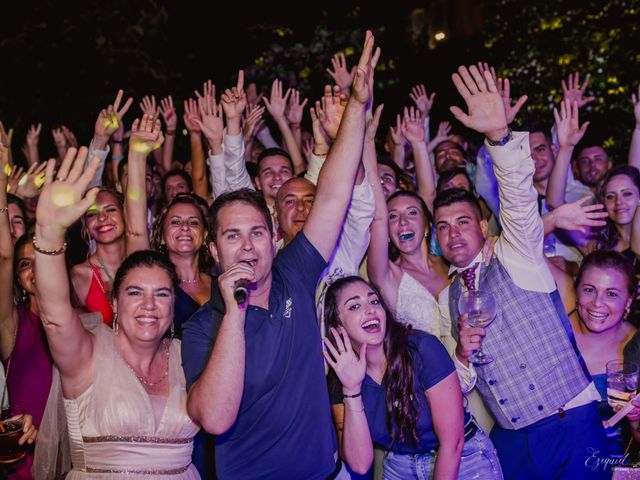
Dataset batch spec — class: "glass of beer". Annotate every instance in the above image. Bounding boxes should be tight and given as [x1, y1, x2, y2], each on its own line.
[0, 415, 26, 464]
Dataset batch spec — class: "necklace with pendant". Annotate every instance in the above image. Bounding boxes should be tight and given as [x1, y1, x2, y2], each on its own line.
[122, 340, 171, 388]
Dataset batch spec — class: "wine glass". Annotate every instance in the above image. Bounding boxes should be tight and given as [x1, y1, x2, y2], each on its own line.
[458, 290, 497, 365]
[606, 360, 639, 411]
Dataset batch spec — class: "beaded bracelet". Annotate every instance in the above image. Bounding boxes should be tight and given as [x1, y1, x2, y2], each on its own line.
[0, 207, 8, 214]
[32, 237, 67, 256]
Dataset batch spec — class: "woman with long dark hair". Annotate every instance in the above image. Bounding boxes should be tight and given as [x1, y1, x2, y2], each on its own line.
[324, 276, 502, 479]
[0, 147, 49, 479]
[150, 194, 212, 337]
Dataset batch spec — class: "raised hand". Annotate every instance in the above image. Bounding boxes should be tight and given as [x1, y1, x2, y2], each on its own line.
[26, 123, 41, 147]
[323, 327, 367, 394]
[302, 135, 314, 161]
[160, 96, 177, 131]
[401, 106, 425, 144]
[427, 121, 453, 152]
[194, 79, 215, 103]
[15, 162, 48, 199]
[221, 70, 247, 123]
[129, 114, 164, 155]
[262, 78, 291, 121]
[326, 52, 355, 95]
[62, 126, 78, 148]
[550, 196, 607, 233]
[496, 77, 527, 125]
[450, 65, 508, 140]
[285, 89, 308, 125]
[94, 89, 134, 146]
[0, 122, 13, 148]
[243, 104, 266, 143]
[562, 72, 595, 109]
[35, 147, 100, 232]
[553, 99, 590, 149]
[51, 127, 66, 149]
[194, 95, 224, 146]
[315, 85, 347, 140]
[7, 165, 24, 194]
[409, 84, 436, 118]
[183, 98, 202, 134]
[309, 105, 331, 153]
[139, 95, 158, 119]
[365, 104, 384, 142]
[388, 114, 406, 147]
[351, 30, 380, 106]
[632, 85, 640, 127]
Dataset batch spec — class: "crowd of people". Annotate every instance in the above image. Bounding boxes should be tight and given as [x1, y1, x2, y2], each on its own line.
[2, 29, 640, 479]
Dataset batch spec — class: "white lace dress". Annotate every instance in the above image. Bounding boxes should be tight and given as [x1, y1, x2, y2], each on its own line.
[395, 272, 441, 337]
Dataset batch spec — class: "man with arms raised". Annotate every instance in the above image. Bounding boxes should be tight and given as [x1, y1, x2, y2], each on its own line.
[182, 32, 379, 479]
[435, 65, 608, 479]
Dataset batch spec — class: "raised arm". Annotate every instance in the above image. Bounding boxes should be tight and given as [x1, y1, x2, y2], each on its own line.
[25, 123, 41, 166]
[0, 146, 18, 361]
[304, 30, 380, 261]
[125, 114, 164, 254]
[326, 52, 355, 98]
[366, 106, 402, 304]
[402, 106, 435, 211]
[323, 328, 372, 474]
[34, 148, 100, 393]
[187, 261, 254, 434]
[547, 99, 590, 208]
[263, 80, 306, 175]
[160, 95, 178, 174]
[90, 89, 133, 188]
[286, 89, 307, 151]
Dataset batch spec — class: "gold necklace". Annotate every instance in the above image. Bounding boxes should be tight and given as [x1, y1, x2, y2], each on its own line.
[122, 341, 170, 388]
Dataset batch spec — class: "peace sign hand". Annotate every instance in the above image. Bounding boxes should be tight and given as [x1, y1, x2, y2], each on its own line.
[323, 327, 367, 394]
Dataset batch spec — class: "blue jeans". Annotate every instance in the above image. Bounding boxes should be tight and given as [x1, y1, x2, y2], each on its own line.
[382, 429, 503, 479]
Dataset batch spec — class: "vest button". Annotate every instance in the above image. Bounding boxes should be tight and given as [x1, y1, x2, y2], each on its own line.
[499, 398, 507, 405]
[511, 417, 519, 423]
[538, 405, 544, 411]
[520, 363, 526, 369]
[529, 384, 535, 390]
[489, 380, 495, 385]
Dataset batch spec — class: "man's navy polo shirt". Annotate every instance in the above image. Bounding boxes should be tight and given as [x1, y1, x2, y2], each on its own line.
[182, 232, 337, 479]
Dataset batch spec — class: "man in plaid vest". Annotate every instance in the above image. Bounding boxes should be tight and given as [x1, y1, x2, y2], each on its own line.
[434, 65, 609, 479]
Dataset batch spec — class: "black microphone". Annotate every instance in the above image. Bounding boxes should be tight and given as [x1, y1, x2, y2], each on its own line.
[234, 279, 250, 306]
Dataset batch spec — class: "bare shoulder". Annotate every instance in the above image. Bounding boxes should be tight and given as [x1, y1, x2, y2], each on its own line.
[71, 261, 93, 303]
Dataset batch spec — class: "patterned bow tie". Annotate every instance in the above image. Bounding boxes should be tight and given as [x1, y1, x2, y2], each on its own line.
[459, 263, 478, 291]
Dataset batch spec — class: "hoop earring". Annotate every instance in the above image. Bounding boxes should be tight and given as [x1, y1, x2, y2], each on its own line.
[624, 307, 631, 322]
[113, 312, 119, 335]
[170, 322, 175, 338]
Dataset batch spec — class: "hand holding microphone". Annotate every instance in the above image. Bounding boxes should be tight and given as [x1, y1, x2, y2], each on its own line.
[218, 260, 255, 311]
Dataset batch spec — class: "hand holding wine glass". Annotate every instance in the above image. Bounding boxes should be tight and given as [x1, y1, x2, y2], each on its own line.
[458, 290, 497, 365]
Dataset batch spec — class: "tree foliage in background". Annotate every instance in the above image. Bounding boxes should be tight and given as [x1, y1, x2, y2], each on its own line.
[243, 9, 401, 115]
[483, 0, 640, 161]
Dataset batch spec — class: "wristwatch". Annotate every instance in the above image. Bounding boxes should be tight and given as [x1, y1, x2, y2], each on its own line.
[485, 128, 513, 146]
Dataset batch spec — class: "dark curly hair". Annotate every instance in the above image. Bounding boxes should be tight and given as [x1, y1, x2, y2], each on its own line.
[324, 276, 420, 446]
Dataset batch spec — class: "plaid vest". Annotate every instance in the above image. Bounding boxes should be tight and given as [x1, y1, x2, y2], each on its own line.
[449, 258, 591, 429]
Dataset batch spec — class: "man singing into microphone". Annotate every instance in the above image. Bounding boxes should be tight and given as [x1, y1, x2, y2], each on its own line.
[181, 32, 379, 479]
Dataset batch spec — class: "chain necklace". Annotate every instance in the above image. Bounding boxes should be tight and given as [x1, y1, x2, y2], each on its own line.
[122, 340, 171, 388]
[179, 277, 200, 284]
[97, 256, 116, 286]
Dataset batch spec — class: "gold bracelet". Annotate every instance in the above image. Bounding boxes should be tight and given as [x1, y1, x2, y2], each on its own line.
[32, 236, 67, 256]
[0, 207, 7, 214]
[166, 130, 176, 136]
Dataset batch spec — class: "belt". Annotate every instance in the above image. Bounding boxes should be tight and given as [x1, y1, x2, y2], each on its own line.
[464, 418, 479, 442]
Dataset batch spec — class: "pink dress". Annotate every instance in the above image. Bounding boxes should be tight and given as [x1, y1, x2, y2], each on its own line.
[34, 317, 199, 479]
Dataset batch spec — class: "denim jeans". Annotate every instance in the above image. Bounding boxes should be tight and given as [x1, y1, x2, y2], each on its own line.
[382, 429, 503, 479]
